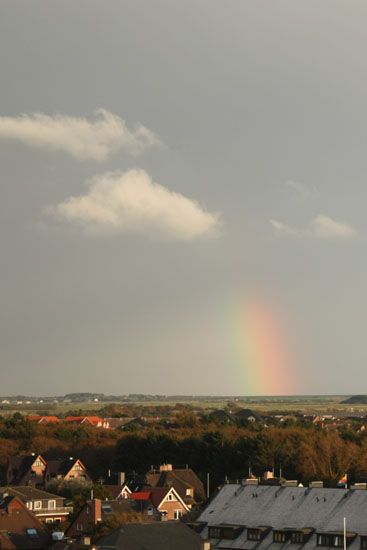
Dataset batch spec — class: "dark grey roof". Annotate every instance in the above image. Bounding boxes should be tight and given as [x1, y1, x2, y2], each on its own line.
[96, 521, 204, 550]
[198, 484, 367, 549]
[0, 485, 64, 501]
[233, 408, 264, 421]
[146, 468, 206, 503]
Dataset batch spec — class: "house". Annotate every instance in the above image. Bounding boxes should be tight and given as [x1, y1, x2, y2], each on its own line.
[197, 482, 367, 549]
[45, 457, 91, 485]
[146, 464, 206, 506]
[96, 521, 210, 550]
[130, 486, 190, 520]
[6, 454, 47, 487]
[27, 415, 61, 424]
[0, 486, 73, 524]
[0, 495, 51, 549]
[65, 417, 110, 429]
[233, 408, 264, 423]
[103, 471, 145, 500]
[66, 499, 141, 538]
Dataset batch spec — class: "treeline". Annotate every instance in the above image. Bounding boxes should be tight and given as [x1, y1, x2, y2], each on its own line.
[114, 426, 367, 489]
[1, 413, 367, 491]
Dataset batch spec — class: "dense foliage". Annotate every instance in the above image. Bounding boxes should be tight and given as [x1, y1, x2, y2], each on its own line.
[1, 410, 367, 492]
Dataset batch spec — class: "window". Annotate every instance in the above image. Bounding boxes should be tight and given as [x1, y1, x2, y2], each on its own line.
[186, 488, 193, 496]
[361, 537, 367, 549]
[209, 526, 242, 540]
[248, 529, 261, 541]
[167, 493, 174, 501]
[273, 531, 288, 543]
[209, 527, 221, 539]
[45, 519, 53, 524]
[318, 534, 343, 547]
[48, 500, 56, 510]
[34, 501, 42, 510]
[26, 529, 39, 539]
[291, 532, 304, 544]
[174, 510, 182, 520]
[34, 459, 43, 467]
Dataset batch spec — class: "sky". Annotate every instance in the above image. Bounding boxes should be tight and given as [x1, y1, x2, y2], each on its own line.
[1, 0, 367, 396]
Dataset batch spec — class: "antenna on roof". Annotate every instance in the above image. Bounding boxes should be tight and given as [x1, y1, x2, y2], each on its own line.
[344, 517, 347, 550]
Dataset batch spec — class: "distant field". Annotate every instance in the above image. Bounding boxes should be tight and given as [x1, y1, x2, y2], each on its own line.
[1, 395, 366, 416]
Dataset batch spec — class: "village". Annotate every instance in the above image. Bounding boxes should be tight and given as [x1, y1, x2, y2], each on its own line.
[0, 399, 367, 549]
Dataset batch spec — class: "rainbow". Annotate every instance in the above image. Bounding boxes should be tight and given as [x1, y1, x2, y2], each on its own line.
[232, 294, 297, 396]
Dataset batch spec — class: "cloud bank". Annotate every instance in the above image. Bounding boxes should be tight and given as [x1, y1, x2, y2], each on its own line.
[270, 215, 356, 239]
[0, 109, 160, 161]
[48, 169, 221, 241]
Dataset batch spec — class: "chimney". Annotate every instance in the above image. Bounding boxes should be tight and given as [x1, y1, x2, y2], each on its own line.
[90, 499, 102, 523]
[351, 483, 367, 490]
[309, 481, 324, 488]
[118, 472, 125, 486]
[241, 478, 259, 486]
[159, 464, 173, 472]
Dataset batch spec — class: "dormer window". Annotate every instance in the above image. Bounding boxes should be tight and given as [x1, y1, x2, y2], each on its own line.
[209, 525, 244, 540]
[248, 529, 261, 541]
[273, 531, 289, 543]
[317, 533, 355, 547]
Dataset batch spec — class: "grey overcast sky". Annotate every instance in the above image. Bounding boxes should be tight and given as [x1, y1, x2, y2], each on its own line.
[1, 0, 366, 396]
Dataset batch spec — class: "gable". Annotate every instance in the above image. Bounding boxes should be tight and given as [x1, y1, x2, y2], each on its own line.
[158, 488, 189, 511]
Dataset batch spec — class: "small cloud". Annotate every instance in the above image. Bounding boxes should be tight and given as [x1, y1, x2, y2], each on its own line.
[270, 215, 357, 240]
[282, 180, 318, 199]
[309, 215, 356, 239]
[47, 169, 221, 241]
[270, 219, 298, 237]
[0, 109, 160, 161]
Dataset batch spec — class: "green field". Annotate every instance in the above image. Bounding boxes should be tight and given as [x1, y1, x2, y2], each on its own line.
[0, 395, 366, 416]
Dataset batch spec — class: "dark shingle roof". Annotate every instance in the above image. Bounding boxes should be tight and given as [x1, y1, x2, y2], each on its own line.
[96, 521, 205, 550]
[199, 484, 367, 549]
[0, 486, 64, 501]
[146, 468, 206, 503]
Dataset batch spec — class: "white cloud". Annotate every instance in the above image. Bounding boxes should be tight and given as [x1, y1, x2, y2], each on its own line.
[47, 169, 221, 241]
[282, 180, 318, 199]
[270, 215, 356, 240]
[270, 219, 299, 237]
[309, 215, 356, 239]
[0, 109, 160, 161]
